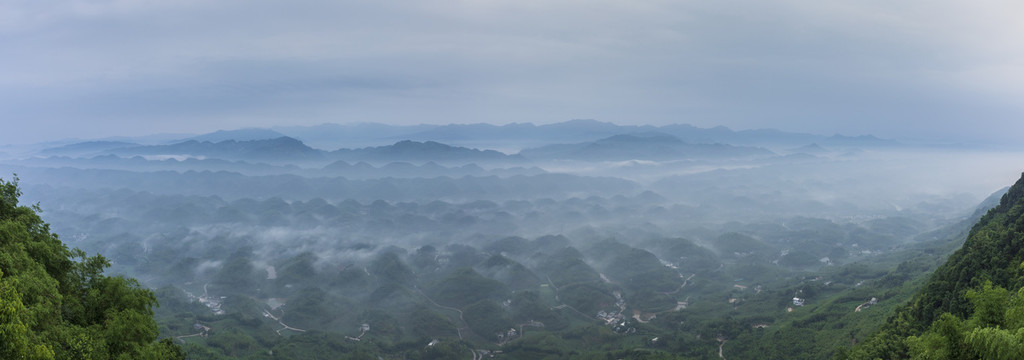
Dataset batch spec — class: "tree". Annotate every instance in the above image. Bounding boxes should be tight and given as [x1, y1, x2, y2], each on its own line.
[0, 175, 184, 359]
[1, 269, 55, 359]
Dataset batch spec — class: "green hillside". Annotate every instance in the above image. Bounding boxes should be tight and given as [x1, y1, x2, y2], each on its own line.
[845, 172, 1024, 359]
[0, 176, 184, 359]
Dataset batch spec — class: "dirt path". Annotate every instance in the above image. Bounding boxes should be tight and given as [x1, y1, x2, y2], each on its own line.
[174, 333, 203, 344]
[345, 329, 367, 341]
[855, 299, 877, 312]
[545, 276, 603, 320]
[518, 321, 544, 335]
[664, 273, 697, 295]
[262, 309, 307, 335]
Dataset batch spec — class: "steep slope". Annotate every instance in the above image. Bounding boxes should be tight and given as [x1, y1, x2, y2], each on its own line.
[845, 172, 1024, 359]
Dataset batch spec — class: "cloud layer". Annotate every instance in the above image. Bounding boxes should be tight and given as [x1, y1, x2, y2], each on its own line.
[3, 0, 1023, 144]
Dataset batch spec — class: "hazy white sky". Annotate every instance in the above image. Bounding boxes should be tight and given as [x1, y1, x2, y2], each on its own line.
[3, 0, 1024, 144]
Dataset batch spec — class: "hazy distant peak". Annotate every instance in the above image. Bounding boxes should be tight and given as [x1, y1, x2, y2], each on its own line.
[69, 120, 925, 155]
[381, 140, 505, 156]
[596, 132, 685, 144]
[558, 118, 615, 126]
[823, 134, 899, 146]
[391, 140, 458, 150]
[102, 136, 323, 162]
[828, 134, 879, 140]
[789, 143, 829, 154]
[183, 128, 287, 143]
[261, 136, 308, 146]
[40, 141, 139, 156]
[330, 139, 516, 162]
[172, 136, 307, 147]
[544, 119, 631, 132]
[635, 190, 668, 203]
[519, 132, 770, 161]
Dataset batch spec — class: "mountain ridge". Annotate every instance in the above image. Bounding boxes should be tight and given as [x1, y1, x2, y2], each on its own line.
[846, 171, 1024, 358]
[221, 120, 903, 150]
[518, 132, 774, 161]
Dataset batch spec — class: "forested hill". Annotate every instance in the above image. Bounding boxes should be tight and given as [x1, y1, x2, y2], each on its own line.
[843, 172, 1024, 359]
[0, 176, 183, 359]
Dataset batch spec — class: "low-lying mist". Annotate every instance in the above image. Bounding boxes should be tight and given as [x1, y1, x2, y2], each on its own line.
[3, 124, 1022, 357]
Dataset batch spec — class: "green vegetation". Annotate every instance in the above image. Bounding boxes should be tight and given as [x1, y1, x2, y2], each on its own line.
[0, 176, 183, 359]
[428, 268, 508, 308]
[844, 172, 1024, 359]
[11, 169, 1017, 359]
[115, 192, 999, 359]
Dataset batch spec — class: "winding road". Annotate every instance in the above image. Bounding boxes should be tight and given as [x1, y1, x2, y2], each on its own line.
[262, 309, 306, 335]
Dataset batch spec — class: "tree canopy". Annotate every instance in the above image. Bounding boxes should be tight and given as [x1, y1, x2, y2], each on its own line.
[845, 172, 1024, 359]
[0, 175, 183, 360]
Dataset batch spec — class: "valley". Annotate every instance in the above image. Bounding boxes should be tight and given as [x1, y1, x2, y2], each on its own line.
[3, 121, 1020, 359]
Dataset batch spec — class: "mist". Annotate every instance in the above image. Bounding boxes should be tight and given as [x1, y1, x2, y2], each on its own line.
[2, 121, 1021, 357]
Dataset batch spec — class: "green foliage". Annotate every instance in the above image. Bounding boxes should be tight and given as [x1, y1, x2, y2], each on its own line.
[476, 254, 543, 290]
[282, 287, 353, 330]
[779, 250, 821, 268]
[713, 232, 776, 260]
[543, 256, 602, 287]
[604, 247, 682, 293]
[898, 284, 1024, 360]
[0, 176, 183, 359]
[428, 268, 508, 307]
[369, 252, 414, 285]
[656, 237, 720, 274]
[560, 283, 616, 315]
[849, 173, 1024, 359]
[404, 338, 471, 360]
[32, 171, 1009, 359]
[407, 307, 458, 339]
[463, 300, 513, 340]
[213, 253, 257, 293]
[358, 309, 403, 342]
[1, 268, 56, 359]
[509, 291, 569, 330]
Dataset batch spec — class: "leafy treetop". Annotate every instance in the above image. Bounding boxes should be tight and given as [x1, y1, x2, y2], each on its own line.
[0, 175, 184, 360]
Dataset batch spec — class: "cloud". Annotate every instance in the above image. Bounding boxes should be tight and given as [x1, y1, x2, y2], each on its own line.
[2, 0, 1023, 144]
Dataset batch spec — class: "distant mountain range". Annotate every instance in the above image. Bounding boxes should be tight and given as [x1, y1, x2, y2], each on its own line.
[254, 120, 901, 150]
[111, 137, 324, 162]
[41, 137, 521, 164]
[5, 153, 545, 179]
[519, 132, 773, 161]
[40, 141, 140, 157]
[38, 135, 773, 164]
[28, 120, 907, 156]
[29, 120, 908, 165]
[332, 140, 518, 162]
[179, 128, 288, 143]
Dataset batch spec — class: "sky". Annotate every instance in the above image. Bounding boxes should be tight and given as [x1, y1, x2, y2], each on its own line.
[3, 0, 1024, 145]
